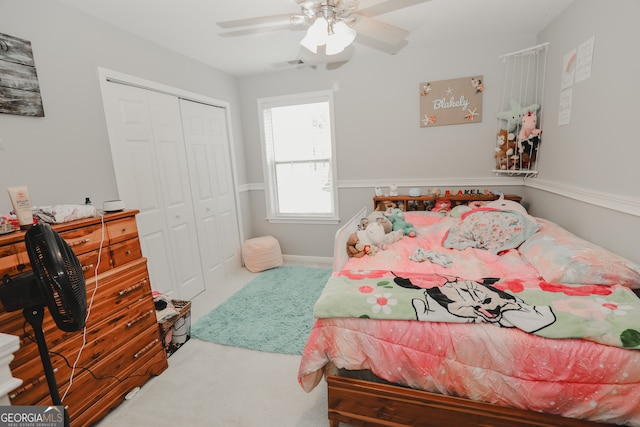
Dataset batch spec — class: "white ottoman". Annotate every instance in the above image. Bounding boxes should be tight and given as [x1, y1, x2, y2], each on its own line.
[242, 235, 283, 273]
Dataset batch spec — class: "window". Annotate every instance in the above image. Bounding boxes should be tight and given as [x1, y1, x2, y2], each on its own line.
[258, 91, 339, 223]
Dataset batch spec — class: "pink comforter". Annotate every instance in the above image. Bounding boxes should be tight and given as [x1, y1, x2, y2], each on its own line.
[298, 317, 640, 425]
[298, 212, 640, 426]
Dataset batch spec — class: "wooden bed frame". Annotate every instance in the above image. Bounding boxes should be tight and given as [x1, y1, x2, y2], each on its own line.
[325, 196, 627, 427]
[326, 375, 617, 427]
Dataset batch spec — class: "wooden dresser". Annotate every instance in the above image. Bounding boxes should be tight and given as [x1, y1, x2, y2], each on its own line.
[0, 210, 168, 426]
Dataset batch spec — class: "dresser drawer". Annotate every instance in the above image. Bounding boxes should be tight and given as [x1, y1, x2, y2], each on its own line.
[43, 325, 167, 422]
[9, 259, 152, 369]
[110, 238, 143, 268]
[10, 294, 159, 406]
[76, 247, 111, 280]
[59, 224, 106, 255]
[0, 244, 24, 277]
[106, 217, 138, 244]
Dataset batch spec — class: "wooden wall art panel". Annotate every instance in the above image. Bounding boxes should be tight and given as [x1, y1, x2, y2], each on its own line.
[0, 32, 45, 117]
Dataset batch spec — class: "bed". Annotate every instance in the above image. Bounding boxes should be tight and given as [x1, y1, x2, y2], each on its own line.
[297, 196, 640, 427]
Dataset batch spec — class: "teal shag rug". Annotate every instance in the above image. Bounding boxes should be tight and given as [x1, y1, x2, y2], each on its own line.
[191, 265, 331, 355]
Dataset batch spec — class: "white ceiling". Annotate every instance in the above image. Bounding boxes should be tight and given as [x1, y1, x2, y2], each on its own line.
[58, 0, 575, 76]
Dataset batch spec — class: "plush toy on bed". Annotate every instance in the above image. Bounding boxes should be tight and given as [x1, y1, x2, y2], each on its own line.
[365, 221, 404, 250]
[355, 228, 379, 256]
[385, 208, 416, 237]
[346, 232, 366, 258]
[484, 195, 538, 226]
[367, 211, 393, 234]
[431, 198, 451, 214]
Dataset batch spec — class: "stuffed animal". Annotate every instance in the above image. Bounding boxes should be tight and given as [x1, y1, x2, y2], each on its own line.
[355, 229, 379, 256]
[346, 232, 365, 258]
[484, 195, 538, 226]
[519, 135, 540, 167]
[357, 217, 369, 230]
[365, 222, 403, 250]
[367, 211, 393, 234]
[518, 111, 542, 142]
[431, 198, 451, 214]
[375, 200, 397, 212]
[496, 99, 540, 132]
[384, 208, 416, 237]
[494, 130, 519, 170]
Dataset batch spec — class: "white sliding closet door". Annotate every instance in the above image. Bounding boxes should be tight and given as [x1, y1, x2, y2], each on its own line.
[180, 99, 240, 286]
[101, 82, 205, 300]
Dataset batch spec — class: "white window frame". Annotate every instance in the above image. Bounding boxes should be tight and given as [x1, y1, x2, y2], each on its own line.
[258, 90, 340, 224]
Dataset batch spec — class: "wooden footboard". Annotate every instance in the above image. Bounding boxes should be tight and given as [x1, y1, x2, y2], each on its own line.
[326, 376, 617, 427]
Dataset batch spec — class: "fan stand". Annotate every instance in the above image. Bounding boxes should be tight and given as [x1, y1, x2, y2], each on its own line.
[24, 306, 70, 427]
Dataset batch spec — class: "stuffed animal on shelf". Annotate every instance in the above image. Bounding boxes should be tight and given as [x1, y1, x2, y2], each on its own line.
[384, 208, 417, 237]
[375, 200, 397, 212]
[346, 232, 366, 258]
[518, 111, 542, 142]
[519, 135, 540, 167]
[431, 198, 452, 214]
[496, 99, 540, 132]
[516, 111, 541, 168]
[495, 129, 519, 170]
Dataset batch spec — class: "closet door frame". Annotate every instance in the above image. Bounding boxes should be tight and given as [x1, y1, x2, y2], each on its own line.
[97, 67, 244, 287]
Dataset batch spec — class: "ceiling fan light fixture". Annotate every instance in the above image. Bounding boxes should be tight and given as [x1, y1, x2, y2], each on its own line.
[300, 16, 328, 53]
[325, 20, 356, 55]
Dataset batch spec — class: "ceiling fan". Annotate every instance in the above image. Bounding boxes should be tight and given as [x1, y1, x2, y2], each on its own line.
[217, 0, 431, 56]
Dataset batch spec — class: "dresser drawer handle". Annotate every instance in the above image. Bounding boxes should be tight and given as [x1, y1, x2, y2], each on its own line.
[68, 238, 90, 247]
[117, 279, 147, 296]
[133, 338, 159, 359]
[126, 310, 153, 328]
[81, 263, 95, 272]
[10, 369, 57, 400]
[125, 250, 131, 256]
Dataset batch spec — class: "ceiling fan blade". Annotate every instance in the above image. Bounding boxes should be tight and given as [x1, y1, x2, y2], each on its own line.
[355, 35, 409, 55]
[219, 23, 303, 37]
[357, 0, 431, 18]
[217, 13, 295, 29]
[353, 15, 409, 46]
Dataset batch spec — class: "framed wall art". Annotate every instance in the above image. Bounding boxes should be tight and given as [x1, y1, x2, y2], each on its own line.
[0, 32, 45, 117]
[419, 75, 483, 127]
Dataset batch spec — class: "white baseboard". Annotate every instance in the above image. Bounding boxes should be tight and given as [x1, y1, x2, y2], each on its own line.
[283, 254, 333, 268]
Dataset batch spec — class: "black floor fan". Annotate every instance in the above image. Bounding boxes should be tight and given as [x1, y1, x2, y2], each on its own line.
[0, 222, 87, 427]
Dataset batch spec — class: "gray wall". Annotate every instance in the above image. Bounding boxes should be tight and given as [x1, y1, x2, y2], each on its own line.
[238, 0, 640, 263]
[238, 33, 537, 258]
[525, 0, 640, 263]
[1, 0, 638, 264]
[0, 0, 247, 214]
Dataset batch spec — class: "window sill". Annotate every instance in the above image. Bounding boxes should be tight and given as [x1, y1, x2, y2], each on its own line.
[265, 216, 340, 225]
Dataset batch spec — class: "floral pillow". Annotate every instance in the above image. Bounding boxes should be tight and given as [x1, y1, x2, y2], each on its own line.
[519, 218, 640, 288]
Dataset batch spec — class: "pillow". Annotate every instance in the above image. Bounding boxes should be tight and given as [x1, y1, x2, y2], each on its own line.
[443, 209, 539, 254]
[519, 218, 640, 288]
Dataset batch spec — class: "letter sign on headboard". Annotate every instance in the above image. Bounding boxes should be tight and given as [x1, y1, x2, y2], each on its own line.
[419, 75, 483, 127]
[0, 32, 45, 117]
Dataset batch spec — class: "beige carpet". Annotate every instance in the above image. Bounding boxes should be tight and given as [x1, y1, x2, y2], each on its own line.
[96, 265, 331, 427]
